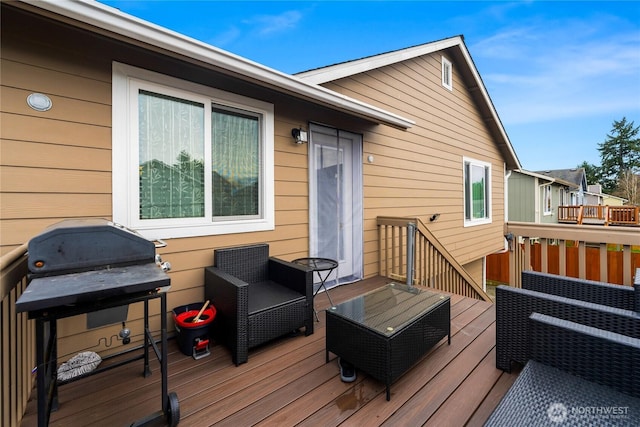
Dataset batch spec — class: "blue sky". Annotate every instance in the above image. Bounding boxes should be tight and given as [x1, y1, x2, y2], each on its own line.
[100, 1, 640, 171]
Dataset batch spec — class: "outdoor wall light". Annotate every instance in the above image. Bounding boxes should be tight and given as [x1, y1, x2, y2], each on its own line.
[504, 232, 514, 251]
[429, 213, 441, 222]
[291, 128, 308, 144]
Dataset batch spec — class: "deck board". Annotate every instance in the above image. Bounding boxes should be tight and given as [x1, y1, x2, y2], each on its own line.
[21, 276, 517, 426]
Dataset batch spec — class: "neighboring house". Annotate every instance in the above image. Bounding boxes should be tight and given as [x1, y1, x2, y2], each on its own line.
[1, 1, 520, 357]
[585, 184, 627, 206]
[535, 168, 588, 205]
[506, 170, 573, 224]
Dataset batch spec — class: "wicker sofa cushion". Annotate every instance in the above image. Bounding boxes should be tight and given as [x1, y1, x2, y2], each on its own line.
[248, 280, 305, 315]
[486, 360, 640, 426]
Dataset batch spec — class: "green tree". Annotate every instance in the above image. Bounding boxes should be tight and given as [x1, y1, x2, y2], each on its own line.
[597, 117, 640, 194]
[577, 160, 601, 185]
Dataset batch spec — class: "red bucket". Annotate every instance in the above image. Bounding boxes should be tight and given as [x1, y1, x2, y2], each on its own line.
[172, 303, 217, 357]
[173, 305, 216, 328]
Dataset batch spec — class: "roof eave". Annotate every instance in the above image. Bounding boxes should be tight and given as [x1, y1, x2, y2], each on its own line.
[296, 37, 464, 84]
[16, 0, 414, 130]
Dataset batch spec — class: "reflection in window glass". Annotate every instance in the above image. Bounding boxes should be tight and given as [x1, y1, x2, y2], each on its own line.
[139, 90, 205, 219]
[211, 108, 260, 218]
[464, 159, 490, 223]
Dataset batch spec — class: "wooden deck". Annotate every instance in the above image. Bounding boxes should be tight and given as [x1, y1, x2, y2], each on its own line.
[21, 276, 518, 426]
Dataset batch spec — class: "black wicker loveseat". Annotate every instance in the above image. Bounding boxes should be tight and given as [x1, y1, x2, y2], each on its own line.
[204, 243, 314, 365]
[496, 271, 640, 372]
[487, 270, 640, 426]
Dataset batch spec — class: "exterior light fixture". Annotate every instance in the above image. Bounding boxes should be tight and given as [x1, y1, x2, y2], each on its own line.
[26, 93, 52, 112]
[429, 213, 441, 222]
[291, 128, 308, 144]
[504, 232, 514, 251]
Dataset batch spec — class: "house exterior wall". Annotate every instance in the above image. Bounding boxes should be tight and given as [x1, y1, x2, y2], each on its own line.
[508, 172, 536, 222]
[316, 51, 507, 265]
[602, 195, 625, 206]
[0, 6, 374, 356]
[462, 258, 485, 287]
[538, 184, 562, 224]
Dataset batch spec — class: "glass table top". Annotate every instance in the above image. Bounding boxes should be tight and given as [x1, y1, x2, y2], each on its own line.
[328, 283, 449, 336]
[292, 257, 338, 271]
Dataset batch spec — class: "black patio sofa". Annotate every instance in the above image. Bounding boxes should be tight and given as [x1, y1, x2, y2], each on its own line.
[495, 282, 640, 373]
[486, 312, 640, 426]
[488, 270, 640, 426]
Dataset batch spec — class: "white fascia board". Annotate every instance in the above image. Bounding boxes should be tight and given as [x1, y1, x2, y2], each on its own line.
[456, 43, 522, 171]
[21, 0, 414, 129]
[297, 37, 463, 84]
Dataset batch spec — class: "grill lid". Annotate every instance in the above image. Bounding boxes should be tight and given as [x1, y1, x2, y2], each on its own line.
[28, 219, 155, 275]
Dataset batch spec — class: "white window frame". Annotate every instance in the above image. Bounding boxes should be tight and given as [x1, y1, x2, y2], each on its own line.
[112, 62, 274, 240]
[463, 157, 492, 227]
[442, 56, 453, 91]
[543, 184, 553, 215]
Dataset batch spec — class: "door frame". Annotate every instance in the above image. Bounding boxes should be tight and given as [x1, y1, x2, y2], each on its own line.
[308, 123, 363, 287]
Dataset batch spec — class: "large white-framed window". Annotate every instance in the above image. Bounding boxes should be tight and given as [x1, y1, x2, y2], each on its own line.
[543, 184, 553, 215]
[463, 157, 491, 226]
[112, 62, 274, 239]
[442, 56, 453, 91]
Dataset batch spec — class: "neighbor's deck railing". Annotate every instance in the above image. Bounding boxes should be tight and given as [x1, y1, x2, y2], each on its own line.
[506, 221, 639, 288]
[377, 217, 492, 302]
[1, 243, 34, 427]
[558, 205, 639, 226]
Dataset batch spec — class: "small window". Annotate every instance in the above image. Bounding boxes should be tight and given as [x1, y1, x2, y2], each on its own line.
[543, 185, 552, 215]
[463, 157, 491, 226]
[442, 56, 453, 91]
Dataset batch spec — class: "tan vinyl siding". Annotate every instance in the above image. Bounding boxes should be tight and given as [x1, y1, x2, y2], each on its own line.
[1, 5, 378, 357]
[321, 53, 506, 274]
[462, 258, 486, 286]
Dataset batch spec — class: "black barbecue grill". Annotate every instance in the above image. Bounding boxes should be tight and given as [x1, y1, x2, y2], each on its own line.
[16, 219, 179, 426]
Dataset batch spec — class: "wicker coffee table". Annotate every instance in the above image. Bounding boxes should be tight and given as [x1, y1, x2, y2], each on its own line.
[326, 283, 450, 400]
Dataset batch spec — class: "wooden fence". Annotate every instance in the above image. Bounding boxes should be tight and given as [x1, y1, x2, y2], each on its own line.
[488, 245, 640, 285]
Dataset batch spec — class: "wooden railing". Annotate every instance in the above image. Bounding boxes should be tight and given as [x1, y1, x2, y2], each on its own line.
[505, 222, 639, 288]
[0, 243, 34, 427]
[377, 217, 492, 301]
[610, 206, 639, 225]
[558, 205, 639, 226]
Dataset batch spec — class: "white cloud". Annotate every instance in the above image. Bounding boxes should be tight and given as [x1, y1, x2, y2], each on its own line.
[472, 16, 640, 125]
[210, 26, 242, 47]
[243, 10, 303, 36]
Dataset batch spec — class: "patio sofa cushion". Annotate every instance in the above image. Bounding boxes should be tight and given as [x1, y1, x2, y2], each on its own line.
[485, 360, 640, 426]
[528, 312, 640, 398]
[522, 270, 638, 311]
[248, 281, 306, 315]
